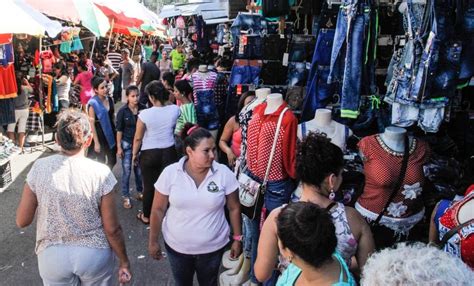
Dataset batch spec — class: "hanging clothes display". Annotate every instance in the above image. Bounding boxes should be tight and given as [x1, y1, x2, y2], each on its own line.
[71, 27, 83, 51]
[40, 50, 55, 74]
[0, 34, 17, 125]
[191, 71, 220, 130]
[59, 28, 72, 54]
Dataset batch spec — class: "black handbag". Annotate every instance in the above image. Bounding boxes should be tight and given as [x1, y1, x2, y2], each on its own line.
[262, 0, 290, 17]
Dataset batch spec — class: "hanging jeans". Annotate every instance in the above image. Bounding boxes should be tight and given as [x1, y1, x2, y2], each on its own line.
[287, 62, 309, 87]
[234, 34, 264, 60]
[195, 90, 220, 131]
[243, 169, 294, 284]
[302, 29, 336, 122]
[328, 1, 370, 119]
[231, 13, 265, 45]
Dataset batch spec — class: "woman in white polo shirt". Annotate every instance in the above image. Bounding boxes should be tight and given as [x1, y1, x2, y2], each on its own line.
[148, 123, 242, 286]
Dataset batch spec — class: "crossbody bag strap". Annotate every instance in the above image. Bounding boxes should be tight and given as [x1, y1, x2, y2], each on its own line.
[263, 107, 289, 186]
[439, 218, 474, 248]
[372, 135, 410, 226]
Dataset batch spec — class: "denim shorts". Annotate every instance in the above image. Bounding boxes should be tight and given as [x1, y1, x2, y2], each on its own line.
[231, 13, 266, 44]
[234, 34, 263, 60]
[287, 62, 309, 87]
[229, 64, 261, 86]
[288, 35, 316, 63]
[195, 90, 220, 130]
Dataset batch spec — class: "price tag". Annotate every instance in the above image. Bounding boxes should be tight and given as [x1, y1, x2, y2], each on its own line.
[282, 53, 289, 66]
[237, 84, 242, 95]
[242, 35, 248, 46]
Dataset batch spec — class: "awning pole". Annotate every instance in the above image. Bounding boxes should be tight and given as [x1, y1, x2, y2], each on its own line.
[90, 37, 97, 59]
[107, 18, 115, 51]
[131, 36, 138, 58]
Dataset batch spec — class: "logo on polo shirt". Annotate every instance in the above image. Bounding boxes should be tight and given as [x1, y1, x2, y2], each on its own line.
[207, 181, 220, 193]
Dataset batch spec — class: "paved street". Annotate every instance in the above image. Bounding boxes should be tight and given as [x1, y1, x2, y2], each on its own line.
[0, 144, 174, 285]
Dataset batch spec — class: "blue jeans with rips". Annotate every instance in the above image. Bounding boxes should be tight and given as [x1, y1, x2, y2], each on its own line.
[231, 13, 265, 45]
[121, 140, 143, 198]
[287, 62, 309, 87]
[243, 170, 294, 284]
[328, 0, 370, 119]
[195, 90, 220, 131]
[302, 28, 336, 122]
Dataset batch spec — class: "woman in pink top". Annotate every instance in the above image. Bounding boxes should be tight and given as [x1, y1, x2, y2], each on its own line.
[74, 61, 94, 108]
[219, 91, 255, 168]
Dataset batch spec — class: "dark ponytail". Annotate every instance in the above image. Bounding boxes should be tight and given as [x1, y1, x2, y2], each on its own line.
[181, 123, 213, 152]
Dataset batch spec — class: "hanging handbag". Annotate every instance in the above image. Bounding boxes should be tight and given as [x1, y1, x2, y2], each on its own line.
[239, 107, 289, 220]
[370, 135, 410, 227]
[435, 218, 474, 249]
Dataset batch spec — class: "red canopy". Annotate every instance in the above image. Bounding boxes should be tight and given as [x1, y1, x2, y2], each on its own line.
[94, 3, 143, 35]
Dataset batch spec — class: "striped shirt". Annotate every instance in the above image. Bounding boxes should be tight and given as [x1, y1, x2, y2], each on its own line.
[107, 52, 122, 70]
[191, 71, 218, 106]
[175, 103, 197, 135]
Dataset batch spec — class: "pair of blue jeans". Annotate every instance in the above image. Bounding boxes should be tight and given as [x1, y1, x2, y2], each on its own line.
[289, 35, 316, 62]
[234, 34, 264, 59]
[287, 62, 309, 87]
[195, 90, 220, 130]
[229, 64, 262, 86]
[328, 0, 371, 119]
[302, 28, 336, 122]
[231, 13, 265, 45]
[121, 140, 143, 198]
[165, 243, 224, 286]
[216, 24, 226, 44]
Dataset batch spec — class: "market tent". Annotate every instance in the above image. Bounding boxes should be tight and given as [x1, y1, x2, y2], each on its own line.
[1, 0, 62, 37]
[24, 0, 110, 37]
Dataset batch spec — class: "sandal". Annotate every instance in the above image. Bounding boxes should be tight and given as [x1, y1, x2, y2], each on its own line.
[135, 193, 144, 201]
[123, 198, 132, 209]
[136, 212, 150, 225]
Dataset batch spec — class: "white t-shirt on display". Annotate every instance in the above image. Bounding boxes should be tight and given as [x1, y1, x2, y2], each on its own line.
[155, 157, 240, 255]
[138, 105, 180, 150]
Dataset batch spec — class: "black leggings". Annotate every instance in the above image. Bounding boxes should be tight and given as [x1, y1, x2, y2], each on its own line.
[139, 146, 177, 218]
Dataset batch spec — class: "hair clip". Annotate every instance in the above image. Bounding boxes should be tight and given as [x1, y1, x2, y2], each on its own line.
[187, 125, 199, 135]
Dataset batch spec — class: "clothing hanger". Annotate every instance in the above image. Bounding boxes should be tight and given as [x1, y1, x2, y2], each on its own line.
[327, 0, 342, 9]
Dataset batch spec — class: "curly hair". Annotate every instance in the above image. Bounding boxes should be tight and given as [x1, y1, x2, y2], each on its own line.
[296, 132, 344, 188]
[277, 202, 337, 268]
[361, 243, 474, 285]
[55, 109, 91, 151]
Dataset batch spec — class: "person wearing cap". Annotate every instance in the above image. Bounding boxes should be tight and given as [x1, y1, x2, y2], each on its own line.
[120, 49, 135, 103]
[137, 51, 161, 107]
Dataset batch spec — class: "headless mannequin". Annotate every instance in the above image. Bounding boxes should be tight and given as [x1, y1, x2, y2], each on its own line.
[298, 109, 353, 151]
[198, 64, 208, 73]
[379, 126, 411, 153]
[246, 88, 270, 112]
[458, 199, 474, 224]
[265, 93, 284, 115]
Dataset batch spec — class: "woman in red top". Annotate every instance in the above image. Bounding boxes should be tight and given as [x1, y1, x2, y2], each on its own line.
[219, 91, 255, 168]
[74, 61, 94, 109]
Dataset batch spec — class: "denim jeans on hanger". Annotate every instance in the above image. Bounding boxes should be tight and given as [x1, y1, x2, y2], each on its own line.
[287, 62, 309, 87]
[459, 4, 474, 80]
[301, 29, 336, 122]
[234, 34, 264, 60]
[288, 35, 316, 62]
[328, 0, 371, 119]
[231, 13, 266, 44]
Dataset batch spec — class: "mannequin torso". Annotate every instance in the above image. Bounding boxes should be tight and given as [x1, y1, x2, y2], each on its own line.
[246, 88, 270, 112]
[298, 109, 353, 151]
[379, 126, 411, 153]
[265, 93, 284, 115]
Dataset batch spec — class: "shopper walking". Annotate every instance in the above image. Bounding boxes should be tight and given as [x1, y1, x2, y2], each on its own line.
[276, 202, 356, 286]
[116, 85, 144, 209]
[7, 71, 32, 153]
[137, 51, 161, 107]
[148, 124, 242, 286]
[73, 61, 94, 109]
[157, 50, 172, 77]
[255, 132, 374, 283]
[87, 76, 117, 169]
[53, 62, 71, 111]
[173, 80, 197, 156]
[170, 45, 186, 73]
[120, 49, 135, 103]
[16, 109, 131, 285]
[132, 81, 180, 224]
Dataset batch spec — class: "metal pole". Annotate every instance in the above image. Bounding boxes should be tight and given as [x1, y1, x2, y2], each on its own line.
[90, 37, 97, 59]
[107, 18, 115, 51]
[131, 36, 138, 58]
[39, 36, 45, 149]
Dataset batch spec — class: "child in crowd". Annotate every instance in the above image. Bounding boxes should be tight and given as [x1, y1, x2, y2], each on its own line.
[173, 80, 197, 157]
[116, 86, 144, 209]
